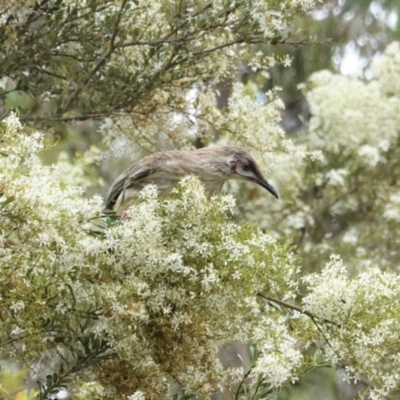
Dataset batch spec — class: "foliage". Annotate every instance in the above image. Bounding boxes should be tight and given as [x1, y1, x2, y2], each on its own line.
[0, 115, 304, 399]
[2, 1, 400, 400]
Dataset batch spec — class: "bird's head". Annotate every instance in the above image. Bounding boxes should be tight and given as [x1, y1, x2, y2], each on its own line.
[225, 146, 279, 199]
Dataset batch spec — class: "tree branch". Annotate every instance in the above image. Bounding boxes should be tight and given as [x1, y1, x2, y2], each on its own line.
[235, 367, 252, 400]
[257, 293, 337, 326]
[62, 0, 129, 113]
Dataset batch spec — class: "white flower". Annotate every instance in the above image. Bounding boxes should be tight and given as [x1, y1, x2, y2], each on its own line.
[128, 391, 146, 400]
[358, 145, 381, 167]
[326, 169, 348, 186]
[10, 301, 25, 313]
[342, 228, 359, 245]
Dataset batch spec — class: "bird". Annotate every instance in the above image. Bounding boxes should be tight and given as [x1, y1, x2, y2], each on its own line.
[105, 145, 278, 214]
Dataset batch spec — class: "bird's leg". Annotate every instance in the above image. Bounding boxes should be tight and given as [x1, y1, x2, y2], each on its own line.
[121, 210, 130, 221]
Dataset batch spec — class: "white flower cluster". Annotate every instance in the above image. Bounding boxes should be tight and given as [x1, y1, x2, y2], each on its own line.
[251, 316, 303, 387]
[373, 41, 400, 98]
[307, 69, 400, 156]
[302, 255, 400, 399]
[250, 0, 315, 37]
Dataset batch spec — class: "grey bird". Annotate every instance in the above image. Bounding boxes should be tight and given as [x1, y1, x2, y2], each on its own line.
[105, 145, 278, 213]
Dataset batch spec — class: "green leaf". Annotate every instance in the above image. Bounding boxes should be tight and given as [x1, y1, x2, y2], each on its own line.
[0, 195, 15, 208]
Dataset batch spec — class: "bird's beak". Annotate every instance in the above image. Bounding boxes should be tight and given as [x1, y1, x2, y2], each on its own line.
[253, 176, 279, 199]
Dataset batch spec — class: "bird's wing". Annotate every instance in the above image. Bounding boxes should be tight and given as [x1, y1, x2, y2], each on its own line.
[105, 152, 171, 210]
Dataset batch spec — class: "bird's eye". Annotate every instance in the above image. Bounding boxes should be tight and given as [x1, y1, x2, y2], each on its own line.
[243, 164, 250, 171]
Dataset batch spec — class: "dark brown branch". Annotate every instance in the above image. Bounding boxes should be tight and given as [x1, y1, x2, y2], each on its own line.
[21, 113, 111, 122]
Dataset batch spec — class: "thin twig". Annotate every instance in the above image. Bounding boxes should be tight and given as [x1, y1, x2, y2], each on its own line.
[21, 113, 107, 122]
[0, 109, 10, 121]
[310, 315, 337, 355]
[235, 367, 252, 400]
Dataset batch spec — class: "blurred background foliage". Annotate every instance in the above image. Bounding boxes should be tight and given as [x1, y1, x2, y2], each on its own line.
[0, 368, 38, 400]
[262, 0, 400, 134]
[1, 0, 400, 399]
